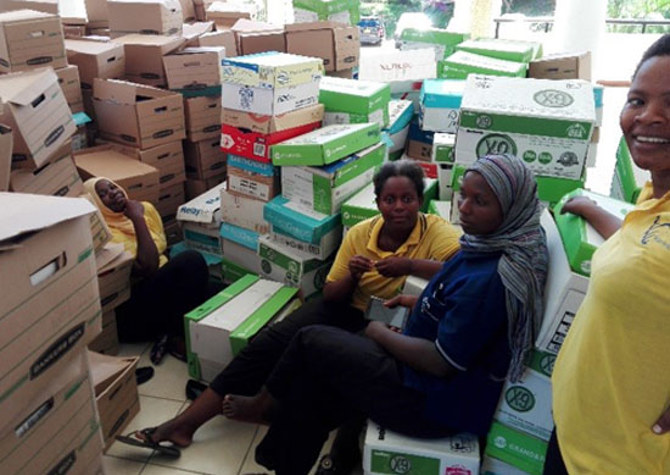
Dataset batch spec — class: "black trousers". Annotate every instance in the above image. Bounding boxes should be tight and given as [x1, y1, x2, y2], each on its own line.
[543, 428, 569, 475]
[116, 250, 213, 342]
[256, 325, 454, 475]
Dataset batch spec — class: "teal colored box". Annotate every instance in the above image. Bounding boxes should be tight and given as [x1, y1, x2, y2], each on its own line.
[220, 222, 260, 251]
[485, 422, 548, 475]
[385, 99, 413, 134]
[438, 51, 527, 79]
[264, 195, 341, 244]
[319, 76, 391, 127]
[455, 38, 535, 63]
[553, 188, 633, 276]
[271, 123, 381, 166]
[420, 79, 465, 109]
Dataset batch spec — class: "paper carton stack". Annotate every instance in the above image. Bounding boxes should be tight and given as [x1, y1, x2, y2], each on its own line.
[319, 76, 391, 129]
[382, 99, 413, 161]
[0, 193, 105, 472]
[293, 0, 359, 26]
[177, 180, 227, 258]
[107, 0, 183, 38]
[399, 28, 469, 64]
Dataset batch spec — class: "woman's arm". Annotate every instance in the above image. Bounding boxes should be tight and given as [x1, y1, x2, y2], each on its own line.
[374, 257, 442, 280]
[561, 196, 622, 240]
[125, 200, 159, 277]
[322, 254, 374, 303]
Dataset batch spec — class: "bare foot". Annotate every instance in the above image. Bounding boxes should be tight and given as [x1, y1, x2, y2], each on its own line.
[138, 419, 194, 448]
[221, 392, 274, 424]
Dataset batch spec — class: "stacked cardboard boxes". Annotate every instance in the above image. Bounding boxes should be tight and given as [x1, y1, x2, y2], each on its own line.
[107, 0, 183, 37]
[383, 99, 413, 161]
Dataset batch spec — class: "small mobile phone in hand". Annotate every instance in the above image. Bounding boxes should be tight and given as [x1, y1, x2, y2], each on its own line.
[365, 296, 409, 329]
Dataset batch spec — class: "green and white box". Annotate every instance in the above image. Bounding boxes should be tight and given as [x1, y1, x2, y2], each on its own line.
[177, 181, 227, 256]
[399, 28, 470, 61]
[186, 275, 299, 381]
[270, 224, 342, 261]
[220, 256, 257, 283]
[535, 175, 584, 206]
[437, 163, 454, 200]
[221, 52, 324, 89]
[220, 187, 270, 234]
[264, 195, 341, 244]
[320, 76, 391, 128]
[536, 210, 588, 355]
[220, 222, 263, 275]
[610, 135, 650, 204]
[455, 38, 536, 63]
[281, 142, 384, 215]
[438, 51, 527, 80]
[293, 0, 359, 26]
[257, 235, 333, 297]
[221, 78, 321, 116]
[481, 455, 529, 475]
[553, 189, 633, 276]
[427, 199, 451, 221]
[432, 133, 455, 163]
[419, 79, 465, 133]
[385, 100, 413, 158]
[485, 422, 547, 475]
[363, 422, 480, 475]
[402, 275, 430, 297]
[271, 123, 381, 166]
[457, 75, 596, 179]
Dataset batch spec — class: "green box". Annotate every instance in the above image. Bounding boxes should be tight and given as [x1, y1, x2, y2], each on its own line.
[271, 123, 381, 166]
[485, 422, 548, 475]
[319, 76, 391, 128]
[432, 133, 455, 163]
[427, 200, 450, 220]
[611, 135, 649, 204]
[438, 51, 527, 79]
[456, 38, 536, 63]
[400, 28, 469, 59]
[553, 188, 634, 276]
[535, 175, 584, 205]
[220, 256, 257, 284]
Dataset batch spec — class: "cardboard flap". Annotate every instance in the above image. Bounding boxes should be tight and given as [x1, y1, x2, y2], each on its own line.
[285, 21, 346, 32]
[0, 192, 95, 243]
[182, 21, 215, 40]
[88, 350, 140, 392]
[93, 78, 138, 103]
[231, 18, 282, 34]
[0, 124, 11, 192]
[95, 242, 126, 270]
[0, 68, 59, 106]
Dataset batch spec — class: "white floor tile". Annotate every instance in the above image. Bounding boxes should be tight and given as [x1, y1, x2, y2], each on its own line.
[137, 351, 190, 402]
[102, 455, 145, 474]
[117, 342, 151, 358]
[142, 464, 207, 474]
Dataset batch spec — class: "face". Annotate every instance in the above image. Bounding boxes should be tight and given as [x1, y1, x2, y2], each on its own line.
[376, 176, 423, 231]
[95, 179, 126, 212]
[620, 55, 670, 175]
[457, 171, 504, 236]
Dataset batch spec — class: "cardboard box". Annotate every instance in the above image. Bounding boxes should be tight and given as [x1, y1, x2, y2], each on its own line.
[485, 422, 547, 475]
[206, 1, 253, 29]
[65, 39, 125, 89]
[431, 132, 455, 163]
[10, 141, 84, 197]
[163, 46, 226, 92]
[0, 123, 12, 191]
[177, 181, 226, 255]
[438, 51, 527, 80]
[193, 29, 237, 56]
[89, 351, 140, 450]
[457, 75, 596, 180]
[419, 79, 465, 133]
[84, 0, 109, 27]
[56, 64, 84, 113]
[437, 163, 454, 200]
[553, 189, 633, 276]
[0, 193, 101, 431]
[185, 173, 226, 200]
[96, 242, 134, 312]
[222, 103, 324, 135]
[103, 139, 186, 186]
[88, 310, 120, 355]
[74, 145, 161, 203]
[285, 21, 359, 72]
[156, 181, 186, 217]
[81, 192, 114, 252]
[178, 0, 196, 22]
[319, 76, 391, 128]
[93, 79, 186, 150]
[182, 20, 215, 45]
[271, 123, 381, 166]
[529, 51, 592, 81]
[232, 19, 286, 56]
[293, 0, 359, 25]
[227, 155, 279, 202]
[281, 142, 384, 215]
[401, 275, 430, 297]
[108, 0, 183, 36]
[264, 195, 341, 244]
[481, 455, 530, 475]
[0, 355, 104, 473]
[221, 77, 321, 116]
[185, 95, 223, 142]
[0, 9, 67, 73]
[221, 121, 321, 164]
[186, 275, 298, 381]
[270, 224, 341, 261]
[358, 48, 436, 83]
[456, 38, 536, 63]
[363, 422, 480, 475]
[399, 28, 469, 62]
[220, 186, 269, 233]
[220, 222, 263, 272]
[112, 34, 185, 88]
[184, 137, 227, 180]
[221, 51, 323, 89]
[0, 68, 76, 170]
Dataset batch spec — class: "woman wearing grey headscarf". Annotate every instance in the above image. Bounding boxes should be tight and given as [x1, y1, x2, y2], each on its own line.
[221, 154, 549, 475]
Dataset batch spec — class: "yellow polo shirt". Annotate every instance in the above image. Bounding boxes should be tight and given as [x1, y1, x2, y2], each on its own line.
[552, 192, 670, 474]
[110, 201, 168, 267]
[326, 213, 461, 312]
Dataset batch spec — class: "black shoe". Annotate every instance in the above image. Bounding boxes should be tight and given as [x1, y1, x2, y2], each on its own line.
[185, 379, 207, 400]
[150, 334, 169, 365]
[135, 366, 154, 385]
[315, 450, 361, 475]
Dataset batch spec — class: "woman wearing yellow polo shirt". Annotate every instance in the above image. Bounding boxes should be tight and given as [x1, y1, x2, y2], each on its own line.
[548, 35, 670, 474]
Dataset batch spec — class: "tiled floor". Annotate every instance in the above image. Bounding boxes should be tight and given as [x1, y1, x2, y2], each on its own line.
[103, 342, 363, 475]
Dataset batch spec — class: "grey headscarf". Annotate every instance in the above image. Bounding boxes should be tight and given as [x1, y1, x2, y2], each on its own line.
[459, 154, 548, 382]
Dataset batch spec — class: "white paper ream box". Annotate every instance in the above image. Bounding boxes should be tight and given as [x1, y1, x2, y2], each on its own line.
[457, 75, 595, 180]
[281, 142, 384, 215]
[399, 28, 469, 62]
[270, 224, 341, 261]
[319, 76, 391, 128]
[536, 209, 589, 355]
[221, 77, 321, 116]
[438, 51, 527, 80]
[220, 221, 262, 267]
[357, 47, 436, 83]
[221, 51, 323, 89]
[432, 133, 455, 164]
[177, 181, 226, 255]
[481, 455, 530, 475]
[292, 0, 359, 26]
[264, 195, 341, 244]
[455, 38, 536, 63]
[0, 193, 101, 432]
[419, 79, 465, 133]
[553, 189, 634, 276]
[426, 199, 452, 221]
[363, 421, 480, 475]
[220, 186, 270, 234]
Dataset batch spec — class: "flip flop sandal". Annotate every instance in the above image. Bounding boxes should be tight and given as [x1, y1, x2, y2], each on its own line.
[115, 427, 181, 458]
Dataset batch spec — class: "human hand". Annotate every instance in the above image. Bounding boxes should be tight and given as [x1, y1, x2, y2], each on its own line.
[365, 320, 393, 340]
[124, 200, 145, 221]
[375, 257, 413, 277]
[384, 294, 418, 310]
[560, 196, 598, 218]
[652, 406, 670, 435]
[348, 255, 375, 280]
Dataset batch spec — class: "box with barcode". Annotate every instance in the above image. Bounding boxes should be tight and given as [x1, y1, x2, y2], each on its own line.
[319, 76, 391, 128]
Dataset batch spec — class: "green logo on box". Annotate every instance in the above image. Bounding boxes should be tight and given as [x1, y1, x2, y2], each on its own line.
[390, 455, 412, 474]
[505, 386, 535, 412]
[476, 134, 517, 157]
[538, 152, 553, 164]
[523, 150, 537, 163]
[476, 114, 493, 129]
[533, 90, 574, 108]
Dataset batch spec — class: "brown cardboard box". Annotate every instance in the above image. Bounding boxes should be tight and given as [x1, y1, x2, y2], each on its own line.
[85, 0, 109, 28]
[529, 51, 592, 81]
[163, 217, 183, 245]
[231, 19, 285, 55]
[55, 64, 84, 113]
[0, 9, 67, 74]
[194, 29, 237, 55]
[185, 172, 225, 199]
[65, 38, 125, 90]
[112, 33, 185, 88]
[80, 192, 113, 253]
[178, 0, 197, 22]
[206, 2, 251, 29]
[93, 79, 186, 150]
[156, 181, 186, 217]
[0, 193, 101, 432]
[185, 95, 222, 141]
[0, 68, 76, 170]
[10, 141, 84, 196]
[103, 139, 186, 185]
[406, 139, 432, 162]
[88, 310, 120, 355]
[0, 123, 12, 191]
[0, 354, 104, 473]
[108, 0, 183, 37]
[182, 20, 214, 45]
[285, 22, 359, 72]
[89, 351, 140, 450]
[74, 145, 161, 203]
[63, 24, 87, 38]
[221, 103, 324, 135]
[96, 242, 134, 312]
[184, 137, 226, 179]
[162, 46, 226, 91]
[326, 67, 354, 78]
[227, 162, 278, 202]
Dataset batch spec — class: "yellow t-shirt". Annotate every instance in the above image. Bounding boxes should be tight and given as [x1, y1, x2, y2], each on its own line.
[110, 201, 168, 267]
[326, 213, 461, 312]
[552, 192, 670, 474]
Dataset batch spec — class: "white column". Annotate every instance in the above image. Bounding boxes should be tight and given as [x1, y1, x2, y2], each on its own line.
[552, 0, 607, 66]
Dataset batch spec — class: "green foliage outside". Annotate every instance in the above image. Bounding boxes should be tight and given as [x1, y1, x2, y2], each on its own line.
[607, 0, 670, 33]
[360, 0, 453, 37]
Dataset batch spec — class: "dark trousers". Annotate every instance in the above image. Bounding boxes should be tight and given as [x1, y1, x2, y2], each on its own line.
[543, 428, 569, 475]
[256, 325, 454, 475]
[116, 250, 213, 342]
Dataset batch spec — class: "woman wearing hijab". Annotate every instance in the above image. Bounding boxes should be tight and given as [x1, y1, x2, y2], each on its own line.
[220, 154, 549, 475]
[84, 177, 213, 361]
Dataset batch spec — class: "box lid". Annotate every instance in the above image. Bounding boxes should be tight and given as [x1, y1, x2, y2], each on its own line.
[177, 180, 227, 224]
[0, 8, 57, 22]
[456, 38, 535, 63]
[112, 33, 186, 50]
[93, 78, 177, 104]
[285, 20, 348, 33]
[182, 21, 215, 41]
[318, 76, 390, 113]
[0, 68, 59, 106]
[65, 38, 123, 55]
[420, 79, 465, 109]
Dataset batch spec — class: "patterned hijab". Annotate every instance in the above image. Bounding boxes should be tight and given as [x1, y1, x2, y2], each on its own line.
[459, 154, 548, 382]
